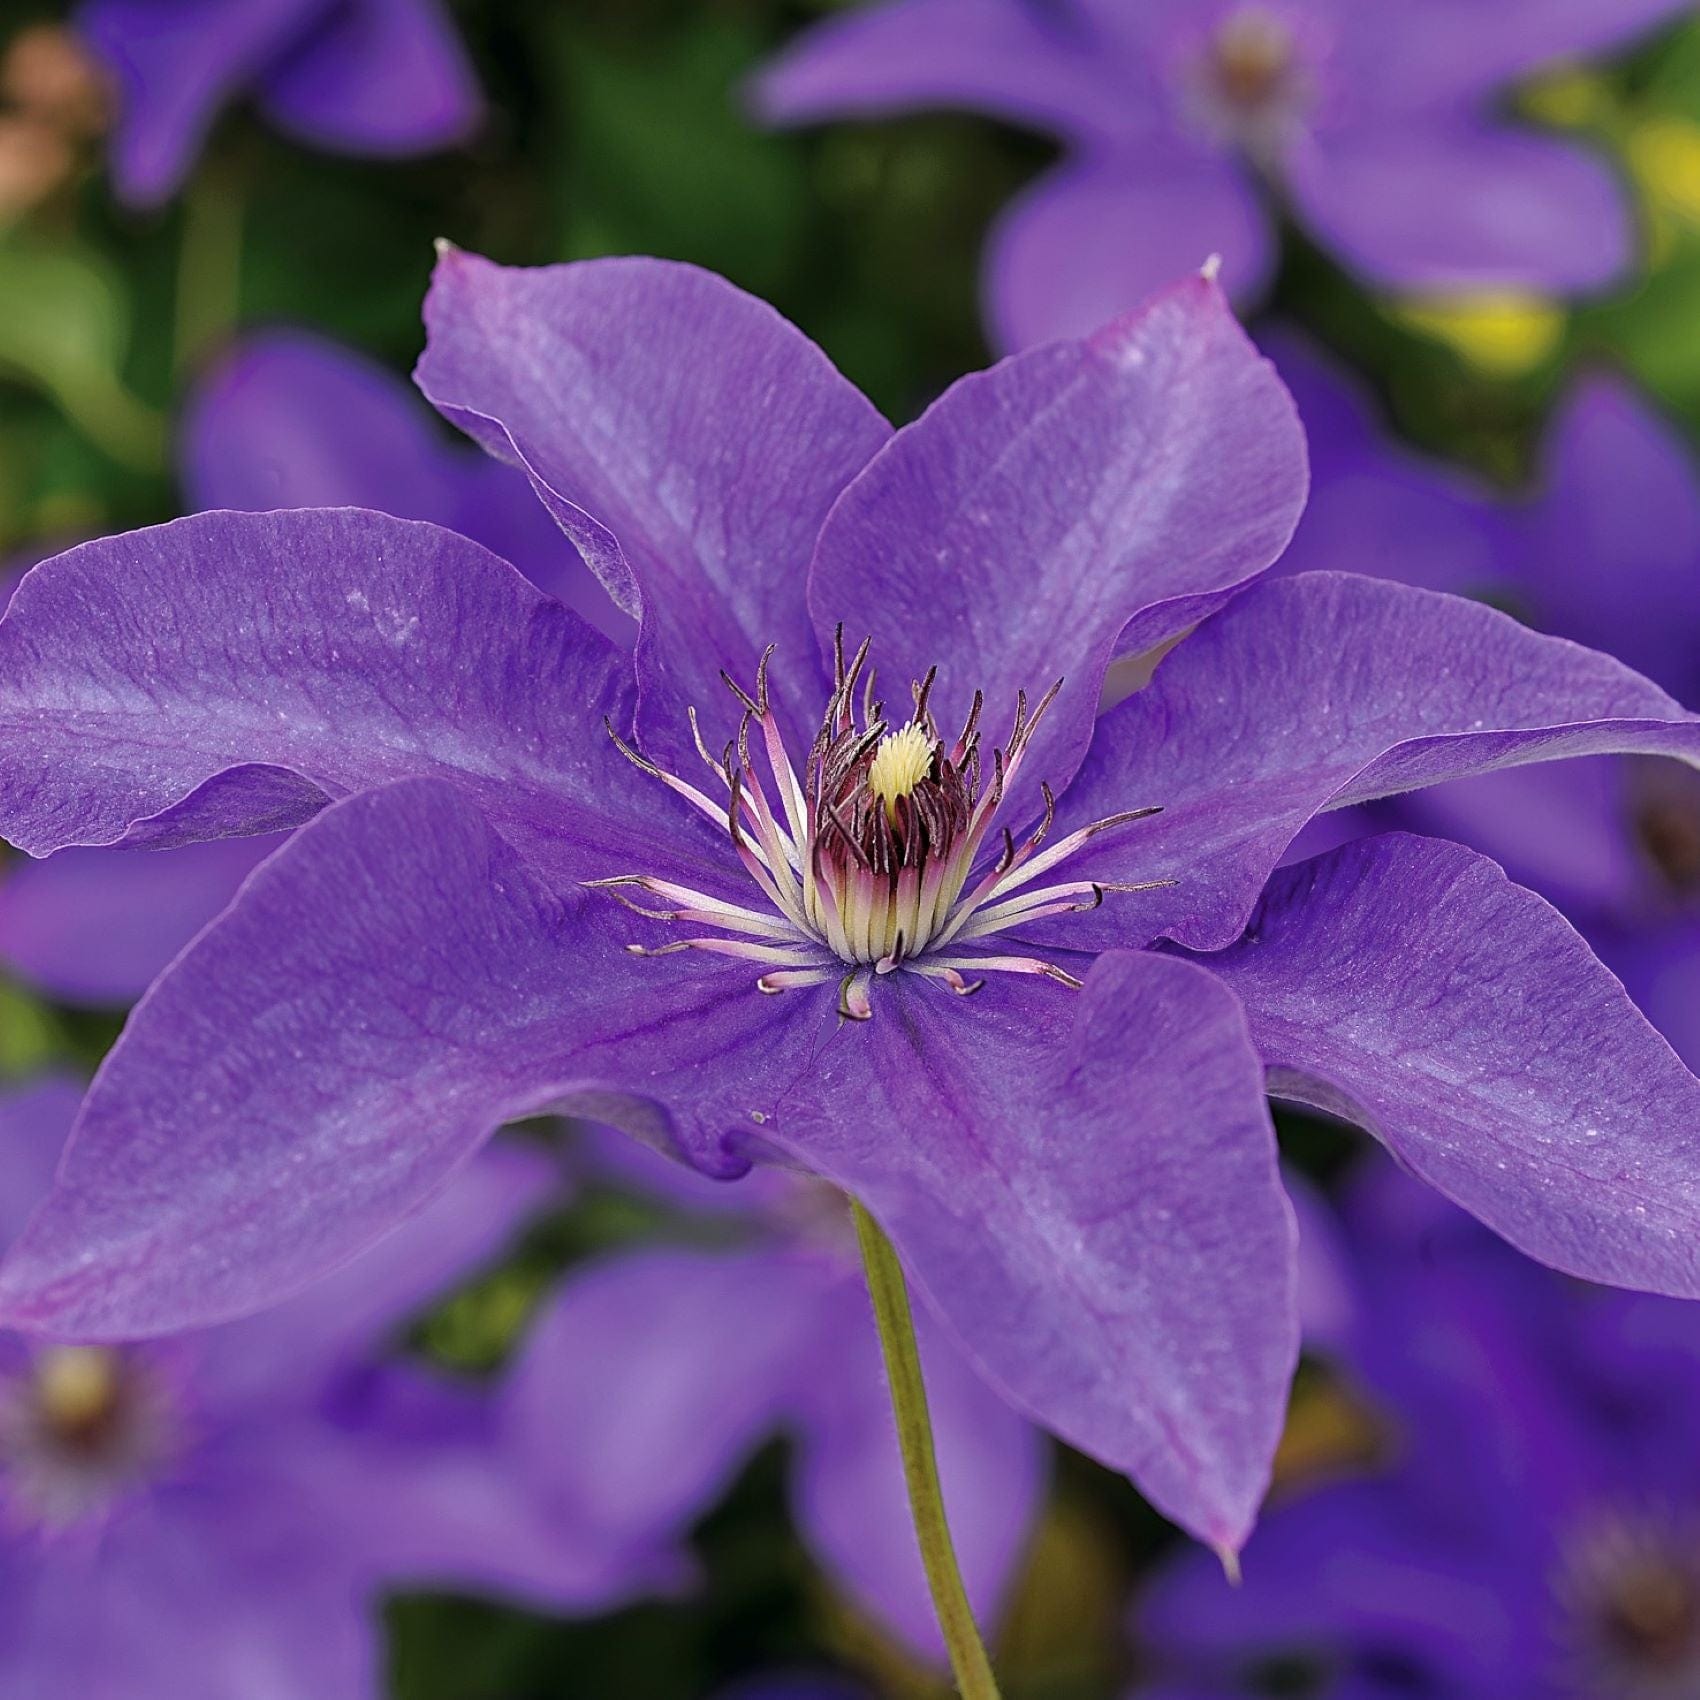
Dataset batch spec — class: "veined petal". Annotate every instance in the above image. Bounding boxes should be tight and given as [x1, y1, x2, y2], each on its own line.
[0, 784, 1293, 1552]
[192, 1140, 561, 1412]
[415, 247, 890, 762]
[0, 508, 703, 886]
[0, 778, 824, 1337]
[1201, 833, 1700, 1298]
[762, 953, 1298, 1554]
[1052, 572, 1700, 954]
[807, 269, 1306, 821]
[182, 329, 629, 639]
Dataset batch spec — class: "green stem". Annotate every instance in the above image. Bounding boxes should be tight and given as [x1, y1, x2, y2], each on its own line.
[851, 1198, 1003, 1700]
[172, 154, 246, 380]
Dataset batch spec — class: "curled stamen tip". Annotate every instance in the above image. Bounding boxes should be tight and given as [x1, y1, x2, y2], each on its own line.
[950, 977, 985, 997]
[756, 975, 788, 995]
[838, 971, 874, 1022]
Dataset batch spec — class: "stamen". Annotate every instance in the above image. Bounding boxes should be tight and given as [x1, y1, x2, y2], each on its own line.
[594, 642, 1171, 1016]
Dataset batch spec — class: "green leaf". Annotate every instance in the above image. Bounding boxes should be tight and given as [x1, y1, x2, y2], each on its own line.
[0, 236, 164, 471]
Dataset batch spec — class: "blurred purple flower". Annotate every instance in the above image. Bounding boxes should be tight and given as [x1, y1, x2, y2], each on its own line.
[78, 0, 482, 207]
[1137, 1158, 1700, 1699]
[756, 0, 1688, 348]
[0, 1076, 670, 1699]
[516, 1133, 1044, 1662]
[0, 328, 625, 1010]
[2, 250, 1700, 1558]
[1268, 337, 1700, 1069]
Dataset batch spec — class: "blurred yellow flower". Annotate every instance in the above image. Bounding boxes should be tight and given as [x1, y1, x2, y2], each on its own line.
[1627, 115, 1700, 261]
[1391, 293, 1568, 378]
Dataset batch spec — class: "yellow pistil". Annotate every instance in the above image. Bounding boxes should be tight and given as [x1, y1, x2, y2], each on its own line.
[34, 1346, 120, 1434]
[868, 723, 934, 825]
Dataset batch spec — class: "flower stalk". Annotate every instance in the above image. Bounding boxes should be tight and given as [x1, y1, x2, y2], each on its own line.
[850, 1197, 1003, 1700]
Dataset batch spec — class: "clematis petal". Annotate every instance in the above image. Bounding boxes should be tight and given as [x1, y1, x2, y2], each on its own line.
[1201, 833, 1700, 1298]
[1261, 331, 1509, 598]
[333, 1366, 687, 1609]
[193, 1139, 561, 1411]
[0, 836, 278, 1006]
[0, 777, 800, 1337]
[1289, 125, 1630, 294]
[985, 153, 1274, 349]
[792, 1279, 1046, 1661]
[0, 508, 703, 886]
[1512, 374, 1700, 697]
[1138, 1479, 1521, 1694]
[1343, 0, 1692, 110]
[182, 327, 485, 520]
[255, 0, 481, 156]
[1053, 572, 1700, 954]
[751, 0, 1145, 145]
[0, 783, 1295, 1551]
[78, 0, 321, 206]
[501, 1246, 828, 1551]
[182, 329, 628, 638]
[763, 954, 1297, 1555]
[807, 270, 1305, 818]
[10, 1504, 384, 1700]
[415, 247, 890, 761]
[1393, 756, 1646, 923]
[0, 1076, 83, 1246]
[1611, 922, 1700, 1076]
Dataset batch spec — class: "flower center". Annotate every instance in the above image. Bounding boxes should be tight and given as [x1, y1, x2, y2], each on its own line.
[1185, 5, 1313, 160]
[592, 634, 1168, 1019]
[0, 1346, 177, 1527]
[1632, 765, 1700, 898]
[34, 1346, 124, 1454]
[1602, 1560, 1700, 1672]
[1556, 1512, 1700, 1696]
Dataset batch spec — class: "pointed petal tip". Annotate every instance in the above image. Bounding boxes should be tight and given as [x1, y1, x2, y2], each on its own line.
[1213, 1541, 1243, 1586]
[1201, 252, 1224, 283]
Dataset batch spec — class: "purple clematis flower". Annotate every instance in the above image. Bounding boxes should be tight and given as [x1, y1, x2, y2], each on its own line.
[78, 0, 482, 207]
[0, 327, 622, 1010]
[519, 1129, 1046, 1662]
[756, 0, 1689, 349]
[1268, 336, 1700, 1071]
[1136, 1158, 1700, 1699]
[4, 250, 1700, 1558]
[0, 1076, 670, 1699]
